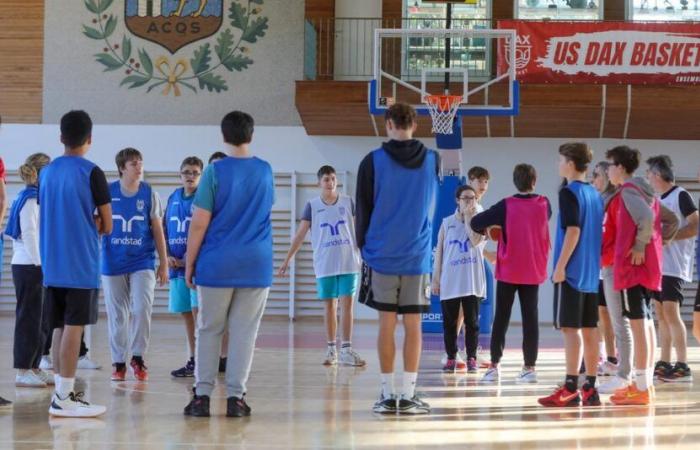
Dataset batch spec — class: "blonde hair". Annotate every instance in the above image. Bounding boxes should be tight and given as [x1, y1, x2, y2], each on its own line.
[19, 153, 51, 186]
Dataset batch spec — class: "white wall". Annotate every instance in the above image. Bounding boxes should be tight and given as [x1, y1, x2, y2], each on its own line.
[2, 123, 699, 322]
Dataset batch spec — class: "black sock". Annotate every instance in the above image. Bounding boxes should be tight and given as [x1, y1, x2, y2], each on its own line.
[579, 361, 586, 374]
[564, 374, 578, 393]
[584, 375, 596, 389]
[677, 361, 688, 369]
[607, 356, 618, 365]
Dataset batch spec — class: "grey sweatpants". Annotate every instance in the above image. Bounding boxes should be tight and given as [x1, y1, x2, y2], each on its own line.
[602, 267, 633, 380]
[102, 270, 155, 363]
[195, 286, 269, 398]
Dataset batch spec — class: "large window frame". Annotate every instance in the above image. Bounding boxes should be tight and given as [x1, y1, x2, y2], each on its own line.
[515, 0, 604, 20]
[627, 0, 700, 21]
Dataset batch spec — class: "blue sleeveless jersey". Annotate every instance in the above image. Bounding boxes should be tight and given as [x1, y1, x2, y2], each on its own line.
[101, 181, 155, 276]
[165, 187, 194, 279]
[553, 181, 604, 293]
[195, 157, 274, 287]
[39, 156, 102, 288]
[361, 148, 438, 275]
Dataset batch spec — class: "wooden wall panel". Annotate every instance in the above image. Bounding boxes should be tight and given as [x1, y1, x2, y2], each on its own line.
[604, 0, 626, 21]
[382, 0, 403, 21]
[492, 0, 515, 20]
[305, 0, 334, 18]
[0, 0, 44, 124]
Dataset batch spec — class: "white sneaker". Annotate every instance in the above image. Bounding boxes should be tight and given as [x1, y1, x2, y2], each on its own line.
[339, 348, 366, 366]
[481, 366, 500, 383]
[598, 360, 618, 376]
[49, 392, 106, 418]
[323, 346, 338, 365]
[16, 371, 47, 388]
[39, 356, 53, 370]
[515, 367, 537, 384]
[35, 369, 55, 386]
[77, 355, 101, 370]
[598, 376, 630, 394]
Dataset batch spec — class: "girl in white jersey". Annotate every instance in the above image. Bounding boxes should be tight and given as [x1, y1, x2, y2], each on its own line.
[432, 185, 486, 373]
[279, 166, 365, 366]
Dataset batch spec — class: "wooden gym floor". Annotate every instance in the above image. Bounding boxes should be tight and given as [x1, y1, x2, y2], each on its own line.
[0, 316, 699, 449]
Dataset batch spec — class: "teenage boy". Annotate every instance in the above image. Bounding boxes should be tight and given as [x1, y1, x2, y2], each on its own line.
[167, 156, 204, 378]
[102, 148, 168, 382]
[356, 103, 438, 415]
[538, 143, 603, 407]
[279, 165, 365, 367]
[471, 164, 551, 384]
[40, 110, 112, 417]
[646, 155, 697, 382]
[605, 145, 677, 406]
[184, 111, 274, 418]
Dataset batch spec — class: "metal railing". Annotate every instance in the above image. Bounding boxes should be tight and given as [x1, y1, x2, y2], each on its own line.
[304, 17, 495, 81]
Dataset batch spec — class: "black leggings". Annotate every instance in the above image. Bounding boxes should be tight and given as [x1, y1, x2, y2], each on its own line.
[441, 296, 481, 360]
[13, 265, 46, 369]
[490, 281, 539, 367]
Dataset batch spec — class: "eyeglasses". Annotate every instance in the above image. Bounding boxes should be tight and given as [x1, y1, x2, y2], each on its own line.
[459, 196, 476, 201]
[180, 170, 201, 177]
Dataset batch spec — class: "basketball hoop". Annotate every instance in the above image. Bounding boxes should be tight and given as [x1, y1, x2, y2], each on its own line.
[423, 94, 462, 135]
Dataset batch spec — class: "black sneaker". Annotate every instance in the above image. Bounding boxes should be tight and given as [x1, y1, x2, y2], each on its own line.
[184, 395, 210, 417]
[171, 358, 195, 378]
[219, 357, 227, 373]
[227, 395, 252, 417]
[654, 361, 672, 378]
[0, 396, 12, 408]
[372, 393, 398, 414]
[660, 362, 693, 383]
[397, 395, 431, 415]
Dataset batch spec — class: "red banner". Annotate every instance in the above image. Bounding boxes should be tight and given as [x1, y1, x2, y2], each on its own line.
[498, 20, 700, 84]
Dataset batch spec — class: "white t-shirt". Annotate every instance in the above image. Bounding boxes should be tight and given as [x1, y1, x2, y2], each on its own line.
[660, 186, 696, 282]
[306, 194, 361, 278]
[438, 208, 486, 300]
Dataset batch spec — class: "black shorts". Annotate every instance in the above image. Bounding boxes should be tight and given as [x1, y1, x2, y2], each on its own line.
[598, 280, 607, 307]
[695, 286, 700, 312]
[621, 285, 652, 320]
[650, 276, 685, 305]
[45, 287, 99, 328]
[553, 282, 599, 329]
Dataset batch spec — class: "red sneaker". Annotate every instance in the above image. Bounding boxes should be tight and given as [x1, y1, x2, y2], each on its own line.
[537, 386, 581, 407]
[130, 357, 149, 382]
[111, 364, 126, 381]
[581, 385, 601, 406]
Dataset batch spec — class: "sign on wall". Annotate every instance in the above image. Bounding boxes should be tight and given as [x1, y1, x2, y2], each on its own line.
[82, 0, 268, 95]
[498, 20, 700, 85]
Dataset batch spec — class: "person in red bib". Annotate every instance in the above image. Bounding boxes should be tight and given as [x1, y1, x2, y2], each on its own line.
[605, 146, 678, 406]
[471, 164, 551, 384]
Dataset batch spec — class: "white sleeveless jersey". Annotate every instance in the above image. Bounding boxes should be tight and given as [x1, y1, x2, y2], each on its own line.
[309, 195, 361, 278]
[660, 187, 695, 281]
[439, 211, 486, 300]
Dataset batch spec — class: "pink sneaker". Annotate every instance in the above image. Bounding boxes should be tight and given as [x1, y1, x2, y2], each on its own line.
[467, 357, 478, 373]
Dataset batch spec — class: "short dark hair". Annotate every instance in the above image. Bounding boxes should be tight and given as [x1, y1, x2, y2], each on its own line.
[455, 185, 477, 199]
[181, 156, 203, 170]
[221, 111, 254, 146]
[384, 103, 416, 130]
[115, 147, 142, 177]
[605, 145, 640, 174]
[317, 165, 336, 180]
[646, 155, 674, 183]
[513, 163, 537, 192]
[208, 152, 227, 164]
[60, 110, 93, 149]
[467, 166, 490, 181]
[559, 142, 593, 172]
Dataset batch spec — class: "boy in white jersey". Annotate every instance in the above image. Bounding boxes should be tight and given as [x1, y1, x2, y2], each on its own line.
[646, 155, 698, 382]
[279, 166, 365, 366]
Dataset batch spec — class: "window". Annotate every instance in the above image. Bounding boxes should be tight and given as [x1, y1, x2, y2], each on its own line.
[629, 0, 700, 21]
[516, 0, 603, 20]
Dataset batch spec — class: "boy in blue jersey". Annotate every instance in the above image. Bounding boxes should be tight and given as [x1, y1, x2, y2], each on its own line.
[184, 111, 274, 418]
[167, 156, 203, 378]
[539, 142, 604, 408]
[356, 103, 438, 415]
[40, 110, 112, 417]
[102, 148, 168, 382]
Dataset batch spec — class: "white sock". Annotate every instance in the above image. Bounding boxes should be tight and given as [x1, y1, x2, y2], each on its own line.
[598, 342, 606, 360]
[54, 373, 60, 388]
[380, 373, 395, 398]
[635, 369, 648, 391]
[647, 366, 655, 389]
[341, 341, 351, 350]
[402, 372, 418, 399]
[56, 376, 75, 398]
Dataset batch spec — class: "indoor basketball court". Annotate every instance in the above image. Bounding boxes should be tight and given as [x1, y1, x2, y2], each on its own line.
[2, 0, 700, 448]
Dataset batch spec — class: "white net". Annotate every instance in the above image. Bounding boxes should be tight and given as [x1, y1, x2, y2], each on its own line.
[424, 95, 462, 135]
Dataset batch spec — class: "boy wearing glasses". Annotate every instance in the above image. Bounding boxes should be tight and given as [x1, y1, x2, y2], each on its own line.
[167, 156, 204, 378]
[432, 185, 486, 373]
